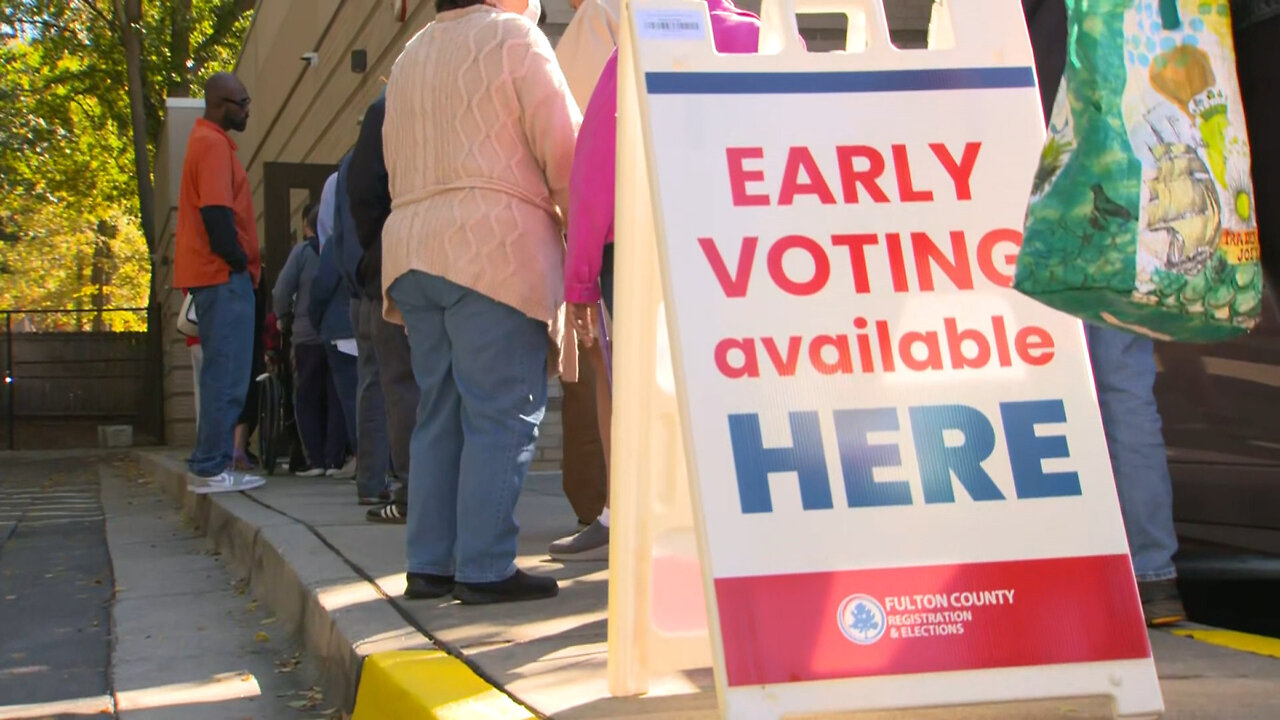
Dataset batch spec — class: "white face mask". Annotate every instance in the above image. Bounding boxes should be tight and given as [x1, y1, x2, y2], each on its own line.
[521, 0, 540, 24]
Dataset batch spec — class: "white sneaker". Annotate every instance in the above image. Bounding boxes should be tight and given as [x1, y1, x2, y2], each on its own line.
[330, 457, 357, 480]
[190, 471, 266, 495]
[548, 519, 609, 562]
[232, 470, 266, 487]
[294, 467, 326, 478]
[186, 471, 211, 490]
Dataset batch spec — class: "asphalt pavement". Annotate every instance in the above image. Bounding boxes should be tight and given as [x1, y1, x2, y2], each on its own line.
[0, 452, 325, 719]
[0, 452, 113, 710]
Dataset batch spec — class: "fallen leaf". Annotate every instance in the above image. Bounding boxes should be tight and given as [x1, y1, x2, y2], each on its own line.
[286, 687, 324, 710]
[254, 631, 270, 643]
[246, 600, 259, 612]
[274, 651, 303, 674]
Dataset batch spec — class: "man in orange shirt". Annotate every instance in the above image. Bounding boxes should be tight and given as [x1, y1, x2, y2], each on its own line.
[173, 72, 265, 494]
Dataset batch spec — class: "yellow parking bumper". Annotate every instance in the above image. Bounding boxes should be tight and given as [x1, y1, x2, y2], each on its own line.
[352, 651, 535, 720]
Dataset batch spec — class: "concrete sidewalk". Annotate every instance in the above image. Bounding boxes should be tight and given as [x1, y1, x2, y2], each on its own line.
[133, 450, 1280, 719]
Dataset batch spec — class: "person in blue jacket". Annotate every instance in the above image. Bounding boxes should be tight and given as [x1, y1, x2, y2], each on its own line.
[309, 165, 360, 483]
[273, 204, 346, 476]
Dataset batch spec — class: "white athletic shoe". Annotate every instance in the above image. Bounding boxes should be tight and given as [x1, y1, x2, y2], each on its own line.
[330, 457, 357, 480]
[548, 519, 609, 562]
[190, 470, 266, 495]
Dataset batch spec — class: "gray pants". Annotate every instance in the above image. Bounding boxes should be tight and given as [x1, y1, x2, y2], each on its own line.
[367, 295, 418, 504]
[352, 298, 390, 499]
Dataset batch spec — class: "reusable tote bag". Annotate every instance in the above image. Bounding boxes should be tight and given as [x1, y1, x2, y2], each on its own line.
[177, 291, 198, 337]
[1016, 0, 1261, 342]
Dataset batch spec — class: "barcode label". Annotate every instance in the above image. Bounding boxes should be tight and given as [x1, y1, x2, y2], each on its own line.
[636, 10, 705, 40]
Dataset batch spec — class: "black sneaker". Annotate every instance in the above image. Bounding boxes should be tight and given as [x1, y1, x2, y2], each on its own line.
[453, 569, 559, 605]
[405, 572, 455, 599]
[366, 502, 407, 524]
[1138, 578, 1187, 626]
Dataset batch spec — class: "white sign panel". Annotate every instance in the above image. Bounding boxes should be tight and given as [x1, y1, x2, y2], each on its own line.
[624, 0, 1164, 717]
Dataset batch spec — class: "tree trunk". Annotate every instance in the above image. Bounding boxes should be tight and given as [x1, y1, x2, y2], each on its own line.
[91, 220, 116, 332]
[74, 250, 87, 331]
[115, 0, 158, 255]
[167, 0, 193, 97]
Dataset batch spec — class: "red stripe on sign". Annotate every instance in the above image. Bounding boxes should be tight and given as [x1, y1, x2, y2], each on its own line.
[714, 554, 1149, 687]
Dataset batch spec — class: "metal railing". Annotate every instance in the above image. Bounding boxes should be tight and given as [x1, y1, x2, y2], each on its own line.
[1, 307, 151, 451]
[1, 307, 149, 333]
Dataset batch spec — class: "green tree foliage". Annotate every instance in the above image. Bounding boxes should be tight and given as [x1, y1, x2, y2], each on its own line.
[0, 0, 252, 330]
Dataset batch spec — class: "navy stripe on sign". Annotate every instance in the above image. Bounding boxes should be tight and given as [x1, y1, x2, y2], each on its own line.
[644, 67, 1036, 95]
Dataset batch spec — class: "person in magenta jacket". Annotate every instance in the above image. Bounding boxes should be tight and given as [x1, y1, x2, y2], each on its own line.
[554, 0, 762, 561]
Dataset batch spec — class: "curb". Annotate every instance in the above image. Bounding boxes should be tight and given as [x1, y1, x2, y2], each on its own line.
[131, 451, 1280, 718]
[133, 452, 433, 713]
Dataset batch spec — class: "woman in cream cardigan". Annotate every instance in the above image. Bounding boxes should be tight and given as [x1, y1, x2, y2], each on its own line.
[381, 0, 580, 604]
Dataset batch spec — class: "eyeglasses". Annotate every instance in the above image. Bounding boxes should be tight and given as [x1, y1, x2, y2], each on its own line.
[226, 96, 251, 109]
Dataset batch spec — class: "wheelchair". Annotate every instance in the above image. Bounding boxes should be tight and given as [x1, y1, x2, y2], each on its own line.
[256, 345, 305, 476]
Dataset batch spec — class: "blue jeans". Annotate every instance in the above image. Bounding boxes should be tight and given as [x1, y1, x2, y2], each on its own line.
[1087, 325, 1177, 582]
[188, 272, 255, 477]
[388, 271, 548, 583]
[325, 343, 359, 456]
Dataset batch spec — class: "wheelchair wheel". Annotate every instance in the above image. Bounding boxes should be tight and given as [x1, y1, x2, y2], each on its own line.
[257, 372, 283, 475]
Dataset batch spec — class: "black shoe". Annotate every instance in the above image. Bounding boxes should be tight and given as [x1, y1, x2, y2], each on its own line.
[366, 502, 407, 524]
[1138, 578, 1187, 626]
[453, 569, 559, 605]
[405, 572, 455, 600]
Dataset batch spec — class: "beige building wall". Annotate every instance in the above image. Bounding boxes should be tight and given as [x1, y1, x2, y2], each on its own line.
[230, 0, 934, 239]
[152, 0, 933, 465]
[153, 98, 208, 450]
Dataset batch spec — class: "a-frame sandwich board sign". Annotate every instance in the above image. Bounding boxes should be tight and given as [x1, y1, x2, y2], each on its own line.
[608, 0, 1164, 716]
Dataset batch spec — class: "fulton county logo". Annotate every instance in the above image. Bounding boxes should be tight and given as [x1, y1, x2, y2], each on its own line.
[837, 593, 887, 645]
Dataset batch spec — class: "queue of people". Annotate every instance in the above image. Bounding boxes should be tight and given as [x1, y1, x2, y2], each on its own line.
[171, 0, 1275, 617]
